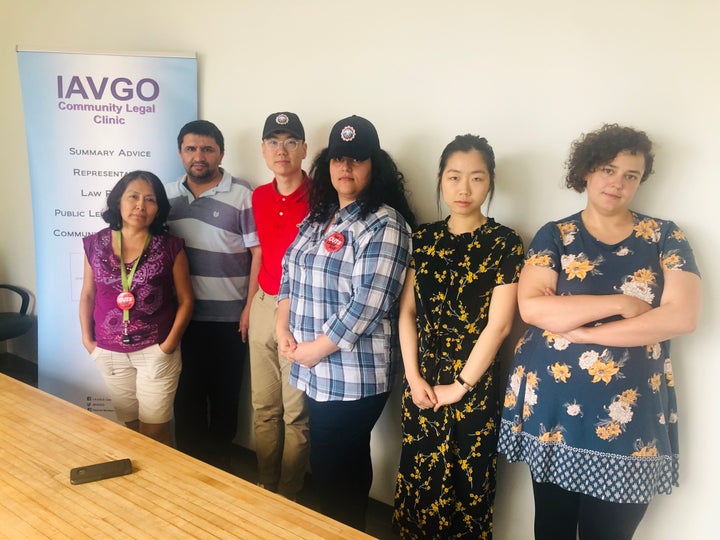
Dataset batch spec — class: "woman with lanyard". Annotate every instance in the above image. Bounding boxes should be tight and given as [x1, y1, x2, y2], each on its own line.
[80, 170, 193, 446]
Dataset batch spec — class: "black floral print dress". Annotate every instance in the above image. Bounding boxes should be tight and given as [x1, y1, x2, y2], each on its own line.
[393, 218, 524, 539]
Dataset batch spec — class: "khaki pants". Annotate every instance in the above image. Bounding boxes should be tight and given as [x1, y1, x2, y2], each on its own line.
[248, 288, 310, 498]
[92, 343, 181, 424]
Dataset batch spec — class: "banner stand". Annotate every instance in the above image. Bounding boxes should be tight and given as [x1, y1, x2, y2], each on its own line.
[17, 48, 197, 417]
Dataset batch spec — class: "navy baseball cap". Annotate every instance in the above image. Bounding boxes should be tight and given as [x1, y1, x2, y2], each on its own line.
[262, 112, 305, 140]
[327, 115, 380, 161]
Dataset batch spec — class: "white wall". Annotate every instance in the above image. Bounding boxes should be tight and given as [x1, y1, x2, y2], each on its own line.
[1, 1, 717, 538]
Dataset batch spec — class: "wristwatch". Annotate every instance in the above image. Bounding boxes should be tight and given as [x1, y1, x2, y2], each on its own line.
[456, 374, 475, 392]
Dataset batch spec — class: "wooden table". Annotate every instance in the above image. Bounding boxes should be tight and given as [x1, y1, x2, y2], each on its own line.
[0, 374, 373, 539]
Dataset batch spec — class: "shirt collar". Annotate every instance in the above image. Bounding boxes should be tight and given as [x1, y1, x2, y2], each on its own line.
[271, 171, 310, 202]
[181, 168, 231, 198]
[335, 200, 363, 223]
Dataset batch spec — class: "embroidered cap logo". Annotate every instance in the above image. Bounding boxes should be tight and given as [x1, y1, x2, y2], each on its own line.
[340, 126, 356, 142]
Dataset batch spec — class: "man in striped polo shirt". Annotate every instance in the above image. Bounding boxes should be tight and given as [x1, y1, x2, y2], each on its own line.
[166, 120, 260, 470]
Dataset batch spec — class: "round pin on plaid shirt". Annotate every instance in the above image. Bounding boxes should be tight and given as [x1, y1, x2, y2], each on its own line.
[324, 232, 345, 252]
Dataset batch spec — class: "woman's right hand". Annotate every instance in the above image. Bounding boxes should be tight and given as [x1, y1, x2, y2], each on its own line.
[83, 338, 97, 355]
[277, 330, 298, 358]
[543, 286, 652, 322]
[619, 294, 653, 319]
[408, 376, 438, 410]
[560, 295, 654, 344]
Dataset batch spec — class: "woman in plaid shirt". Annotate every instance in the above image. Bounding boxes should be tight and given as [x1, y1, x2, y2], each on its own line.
[277, 115, 416, 531]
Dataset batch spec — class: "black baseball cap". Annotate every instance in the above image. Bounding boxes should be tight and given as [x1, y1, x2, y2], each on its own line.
[262, 112, 305, 140]
[327, 115, 380, 161]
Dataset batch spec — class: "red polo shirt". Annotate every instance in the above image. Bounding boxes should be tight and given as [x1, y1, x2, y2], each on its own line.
[252, 173, 310, 295]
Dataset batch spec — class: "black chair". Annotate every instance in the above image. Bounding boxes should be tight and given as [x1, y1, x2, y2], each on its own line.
[0, 284, 33, 342]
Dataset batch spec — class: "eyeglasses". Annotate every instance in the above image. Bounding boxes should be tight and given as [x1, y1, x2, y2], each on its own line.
[263, 139, 303, 152]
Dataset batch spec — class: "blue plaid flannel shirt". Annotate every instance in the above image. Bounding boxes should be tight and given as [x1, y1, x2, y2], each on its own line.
[278, 201, 411, 401]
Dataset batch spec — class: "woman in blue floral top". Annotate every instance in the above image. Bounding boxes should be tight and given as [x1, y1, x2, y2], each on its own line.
[497, 124, 702, 540]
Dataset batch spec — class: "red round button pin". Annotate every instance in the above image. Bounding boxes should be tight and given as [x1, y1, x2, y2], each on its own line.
[324, 232, 345, 253]
[116, 291, 136, 310]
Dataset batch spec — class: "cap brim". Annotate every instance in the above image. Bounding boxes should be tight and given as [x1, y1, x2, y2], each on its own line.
[327, 148, 370, 161]
[263, 129, 303, 140]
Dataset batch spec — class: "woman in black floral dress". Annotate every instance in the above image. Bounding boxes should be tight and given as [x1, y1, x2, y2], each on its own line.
[393, 135, 524, 539]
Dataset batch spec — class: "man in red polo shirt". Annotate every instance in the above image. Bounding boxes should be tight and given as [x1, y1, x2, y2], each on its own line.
[249, 112, 310, 500]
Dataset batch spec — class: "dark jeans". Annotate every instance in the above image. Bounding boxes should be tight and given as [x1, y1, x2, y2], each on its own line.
[307, 392, 390, 531]
[174, 321, 245, 470]
[533, 480, 649, 540]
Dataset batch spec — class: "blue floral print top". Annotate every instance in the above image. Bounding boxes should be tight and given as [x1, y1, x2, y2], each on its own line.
[498, 211, 700, 504]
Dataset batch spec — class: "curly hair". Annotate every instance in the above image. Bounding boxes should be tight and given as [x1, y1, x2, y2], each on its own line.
[102, 170, 170, 235]
[436, 134, 497, 213]
[307, 147, 417, 229]
[565, 124, 654, 192]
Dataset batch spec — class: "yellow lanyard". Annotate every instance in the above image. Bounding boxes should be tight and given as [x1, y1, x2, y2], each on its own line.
[117, 230, 151, 326]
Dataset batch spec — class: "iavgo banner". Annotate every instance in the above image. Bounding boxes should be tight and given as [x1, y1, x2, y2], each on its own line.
[17, 49, 197, 417]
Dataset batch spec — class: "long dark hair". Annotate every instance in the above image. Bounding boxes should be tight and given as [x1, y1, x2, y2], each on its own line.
[102, 170, 170, 234]
[307, 148, 417, 229]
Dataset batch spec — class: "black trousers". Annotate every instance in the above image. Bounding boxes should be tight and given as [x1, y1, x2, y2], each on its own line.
[174, 321, 245, 470]
[307, 392, 390, 531]
[533, 480, 649, 540]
